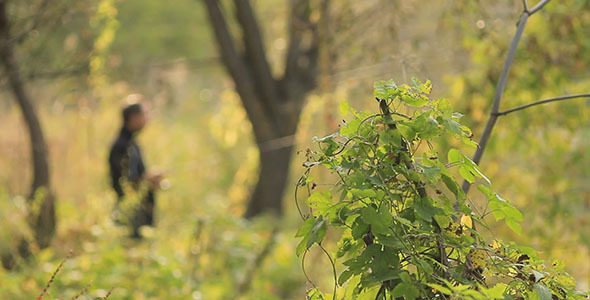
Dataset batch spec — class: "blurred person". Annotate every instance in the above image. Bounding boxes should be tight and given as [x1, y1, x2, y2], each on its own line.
[108, 94, 162, 238]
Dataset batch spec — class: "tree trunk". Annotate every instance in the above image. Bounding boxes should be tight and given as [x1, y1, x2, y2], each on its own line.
[202, 0, 319, 218]
[245, 145, 294, 217]
[0, 1, 55, 249]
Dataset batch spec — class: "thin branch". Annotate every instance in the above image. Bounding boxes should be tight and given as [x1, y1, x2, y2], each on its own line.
[495, 93, 590, 116]
[462, 1, 553, 194]
[461, 10, 531, 194]
[9, 0, 51, 45]
[529, 0, 551, 14]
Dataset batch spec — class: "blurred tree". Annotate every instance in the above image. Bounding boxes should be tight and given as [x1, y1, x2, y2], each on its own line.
[0, 0, 55, 252]
[0, 0, 93, 261]
[202, 0, 322, 217]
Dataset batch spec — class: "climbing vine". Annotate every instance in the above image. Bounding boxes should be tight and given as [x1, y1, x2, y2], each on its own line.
[296, 80, 587, 300]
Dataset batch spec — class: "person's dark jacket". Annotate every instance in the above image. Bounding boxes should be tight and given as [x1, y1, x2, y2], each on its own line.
[108, 127, 154, 230]
[109, 127, 146, 198]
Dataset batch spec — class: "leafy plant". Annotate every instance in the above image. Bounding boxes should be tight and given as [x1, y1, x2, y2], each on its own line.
[296, 80, 587, 300]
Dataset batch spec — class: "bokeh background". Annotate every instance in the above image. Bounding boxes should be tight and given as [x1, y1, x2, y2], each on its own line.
[0, 0, 588, 299]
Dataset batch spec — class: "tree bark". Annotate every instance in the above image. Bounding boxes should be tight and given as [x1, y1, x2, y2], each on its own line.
[202, 0, 320, 217]
[245, 146, 294, 218]
[0, 1, 55, 249]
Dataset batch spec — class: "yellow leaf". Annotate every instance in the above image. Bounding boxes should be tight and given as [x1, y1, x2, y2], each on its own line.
[460, 214, 473, 229]
[467, 249, 487, 270]
[444, 222, 463, 238]
[490, 240, 501, 249]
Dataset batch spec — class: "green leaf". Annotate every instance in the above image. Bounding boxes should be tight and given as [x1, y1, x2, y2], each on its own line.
[478, 185, 523, 233]
[379, 130, 402, 148]
[416, 162, 441, 182]
[357, 286, 381, 300]
[341, 118, 361, 137]
[532, 270, 545, 283]
[392, 215, 413, 227]
[400, 94, 428, 107]
[361, 206, 391, 235]
[351, 189, 377, 199]
[441, 174, 465, 201]
[534, 284, 552, 300]
[459, 165, 475, 183]
[296, 235, 310, 256]
[462, 157, 490, 184]
[462, 289, 487, 299]
[505, 219, 522, 235]
[351, 217, 369, 239]
[295, 217, 315, 238]
[427, 283, 452, 295]
[339, 101, 352, 115]
[306, 190, 333, 216]
[484, 283, 507, 299]
[338, 269, 354, 285]
[417, 259, 434, 274]
[411, 114, 440, 139]
[296, 217, 327, 256]
[433, 214, 453, 229]
[320, 138, 339, 156]
[374, 80, 398, 99]
[498, 196, 523, 221]
[391, 283, 420, 300]
[307, 217, 327, 248]
[397, 123, 416, 141]
[399, 272, 411, 283]
[369, 268, 400, 282]
[306, 288, 326, 300]
[441, 117, 463, 135]
[378, 235, 403, 249]
[414, 197, 440, 220]
[448, 148, 462, 163]
[451, 112, 464, 119]
[448, 149, 490, 184]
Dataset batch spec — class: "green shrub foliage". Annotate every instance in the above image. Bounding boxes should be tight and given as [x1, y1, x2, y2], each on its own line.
[297, 80, 587, 300]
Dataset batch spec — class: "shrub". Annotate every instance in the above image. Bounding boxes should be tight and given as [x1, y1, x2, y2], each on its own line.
[297, 80, 587, 300]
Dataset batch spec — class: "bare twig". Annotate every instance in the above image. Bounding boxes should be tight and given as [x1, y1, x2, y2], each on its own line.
[9, 0, 51, 45]
[461, 1, 546, 194]
[529, 0, 551, 14]
[100, 288, 114, 299]
[70, 280, 93, 300]
[37, 251, 72, 300]
[495, 93, 590, 116]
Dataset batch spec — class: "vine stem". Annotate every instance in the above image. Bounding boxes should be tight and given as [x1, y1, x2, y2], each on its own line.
[462, 2, 543, 194]
[494, 93, 590, 116]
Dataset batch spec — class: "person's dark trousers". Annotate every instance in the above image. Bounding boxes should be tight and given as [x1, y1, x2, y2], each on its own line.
[130, 190, 155, 239]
